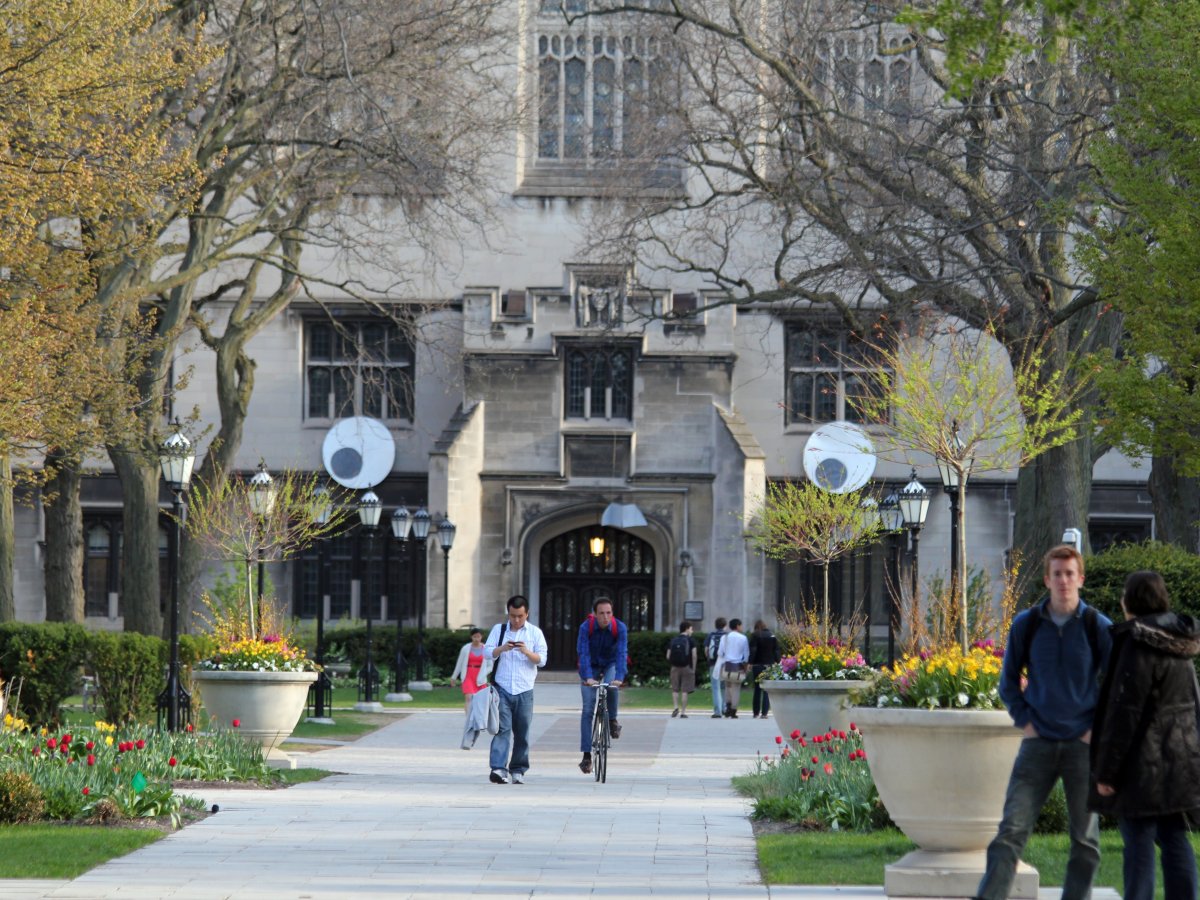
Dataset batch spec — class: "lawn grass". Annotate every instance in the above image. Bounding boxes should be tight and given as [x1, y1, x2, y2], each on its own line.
[0, 826, 164, 878]
[757, 828, 1196, 898]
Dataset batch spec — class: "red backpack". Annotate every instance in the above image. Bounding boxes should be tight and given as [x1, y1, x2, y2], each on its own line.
[580, 614, 632, 671]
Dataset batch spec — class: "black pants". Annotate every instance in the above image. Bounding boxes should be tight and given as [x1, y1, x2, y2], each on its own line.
[751, 665, 770, 716]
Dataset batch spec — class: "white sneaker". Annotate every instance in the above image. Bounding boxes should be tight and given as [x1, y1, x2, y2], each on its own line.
[510, 772, 525, 784]
[490, 768, 509, 784]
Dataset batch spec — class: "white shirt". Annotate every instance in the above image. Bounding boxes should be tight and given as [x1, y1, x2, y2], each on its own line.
[484, 620, 548, 695]
[719, 630, 750, 665]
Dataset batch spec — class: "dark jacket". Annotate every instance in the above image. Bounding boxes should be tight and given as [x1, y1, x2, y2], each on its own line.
[998, 598, 1112, 741]
[1089, 612, 1200, 818]
[748, 628, 779, 667]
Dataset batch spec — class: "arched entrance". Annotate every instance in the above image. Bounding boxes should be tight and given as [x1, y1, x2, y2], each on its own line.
[539, 525, 655, 671]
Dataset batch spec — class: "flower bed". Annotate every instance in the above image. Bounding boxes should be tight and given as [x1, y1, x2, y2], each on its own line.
[853, 641, 1004, 710]
[0, 711, 272, 826]
[734, 723, 891, 832]
[760, 638, 872, 683]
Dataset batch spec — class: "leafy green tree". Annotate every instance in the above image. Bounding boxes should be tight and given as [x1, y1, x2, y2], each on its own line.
[1077, 0, 1200, 551]
[747, 481, 884, 638]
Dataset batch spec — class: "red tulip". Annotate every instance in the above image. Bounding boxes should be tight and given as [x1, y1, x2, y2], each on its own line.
[82, 787, 90, 796]
[168, 757, 177, 767]
[811, 755, 819, 764]
[46, 738, 57, 750]
[790, 729, 801, 740]
[849, 722, 857, 731]
[87, 754, 96, 766]
[186, 724, 194, 733]
[232, 719, 240, 728]
[774, 735, 783, 744]
[135, 739, 146, 750]
[85, 741, 95, 751]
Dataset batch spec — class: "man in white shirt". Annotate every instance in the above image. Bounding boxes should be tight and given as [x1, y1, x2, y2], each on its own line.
[483, 595, 548, 785]
[718, 618, 750, 718]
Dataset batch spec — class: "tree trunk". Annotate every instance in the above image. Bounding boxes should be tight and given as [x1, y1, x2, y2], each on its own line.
[1012, 436, 1094, 576]
[0, 457, 14, 621]
[1148, 453, 1200, 553]
[110, 448, 163, 636]
[43, 455, 84, 622]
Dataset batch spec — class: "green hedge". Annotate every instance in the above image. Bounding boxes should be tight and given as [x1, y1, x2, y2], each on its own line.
[0, 623, 217, 728]
[0, 623, 88, 727]
[1084, 541, 1200, 622]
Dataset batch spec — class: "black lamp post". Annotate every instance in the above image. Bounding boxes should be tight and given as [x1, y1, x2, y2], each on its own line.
[859, 497, 880, 663]
[411, 506, 432, 684]
[878, 492, 904, 666]
[248, 461, 276, 639]
[357, 490, 382, 704]
[390, 505, 412, 695]
[898, 469, 930, 604]
[309, 485, 334, 721]
[437, 515, 456, 628]
[157, 419, 195, 732]
[936, 421, 974, 646]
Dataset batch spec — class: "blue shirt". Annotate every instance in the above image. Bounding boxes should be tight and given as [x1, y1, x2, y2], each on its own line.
[998, 598, 1113, 741]
[577, 615, 628, 682]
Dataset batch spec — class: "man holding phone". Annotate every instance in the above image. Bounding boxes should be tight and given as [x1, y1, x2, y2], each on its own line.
[484, 595, 548, 785]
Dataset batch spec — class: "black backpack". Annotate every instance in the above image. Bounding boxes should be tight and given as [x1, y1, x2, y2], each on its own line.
[668, 634, 692, 668]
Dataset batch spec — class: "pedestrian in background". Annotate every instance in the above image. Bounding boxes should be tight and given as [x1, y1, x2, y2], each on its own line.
[450, 627, 491, 714]
[666, 620, 697, 718]
[1090, 570, 1200, 900]
[706, 617, 728, 718]
[748, 620, 779, 719]
[719, 619, 750, 718]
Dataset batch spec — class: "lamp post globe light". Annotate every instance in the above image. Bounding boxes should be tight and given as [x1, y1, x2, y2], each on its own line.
[437, 515, 456, 629]
[248, 461, 277, 640]
[307, 485, 335, 723]
[386, 504, 413, 702]
[935, 421, 973, 607]
[878, 492, 904, 666]
[898, 469, 930, 607]
[355, 490, 384, 711]
[409, 506, 432, 689]
[157, 418, 195, 732]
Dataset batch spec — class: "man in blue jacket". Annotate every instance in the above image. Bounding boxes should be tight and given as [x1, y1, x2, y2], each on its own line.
[976, 544, 1113, 900]
[577, 598, 628, 775]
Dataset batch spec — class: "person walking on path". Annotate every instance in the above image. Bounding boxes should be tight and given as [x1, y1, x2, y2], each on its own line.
[483, 595, 547, 785]
[748, 620, 779, 719]
[706, 617, 728, 718]
[577, 598, 627, 775]
[666, 620, 697, 718]
[450, 627, 492, 714]
[975, 544, 1113, 900]
[1090, 570, 1200, 900]
[719, 619, 750, 718]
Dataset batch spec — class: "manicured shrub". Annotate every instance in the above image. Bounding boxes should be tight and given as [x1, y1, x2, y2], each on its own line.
[82, 631, 164, 724]
[1084, 541, 1200, 622]
[0, 771, 46, 823]
[0, 622, 87, 727]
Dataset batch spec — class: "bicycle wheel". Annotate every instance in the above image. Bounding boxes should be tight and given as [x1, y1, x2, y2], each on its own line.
[591, 691, 609, 784]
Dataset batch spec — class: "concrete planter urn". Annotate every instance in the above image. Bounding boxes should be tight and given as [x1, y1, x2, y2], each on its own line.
[191, 669, 317, 769]
[854, 705, 1037, 898]
[761, 679, 857, 739]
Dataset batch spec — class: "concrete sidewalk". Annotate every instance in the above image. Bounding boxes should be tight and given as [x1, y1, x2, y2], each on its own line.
[6, 684, 1119, 899]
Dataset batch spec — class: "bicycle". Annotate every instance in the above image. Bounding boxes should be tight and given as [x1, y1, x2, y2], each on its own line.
[589, 682, 613, 783]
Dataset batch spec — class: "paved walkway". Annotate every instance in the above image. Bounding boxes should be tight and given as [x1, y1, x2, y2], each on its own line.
[7, 685, 1118, 899]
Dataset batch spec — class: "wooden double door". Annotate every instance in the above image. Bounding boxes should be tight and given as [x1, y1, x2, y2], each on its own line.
[539, 526, 655, 671]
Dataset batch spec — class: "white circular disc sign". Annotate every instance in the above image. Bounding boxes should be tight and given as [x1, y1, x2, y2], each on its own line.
[803, 421, 877, 493]
[321, 416, 396, 489]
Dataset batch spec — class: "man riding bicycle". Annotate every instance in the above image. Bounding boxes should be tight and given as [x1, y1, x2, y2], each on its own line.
[577, 598, 628, 775]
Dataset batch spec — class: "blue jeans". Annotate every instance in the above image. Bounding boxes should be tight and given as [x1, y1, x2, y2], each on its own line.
[1118, 813, 1198, 900]
[489, 685, 534, 776]
[712, 668, 723, 715]
[579, 662, 619, 752]
[977, 737, 1100, 900]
